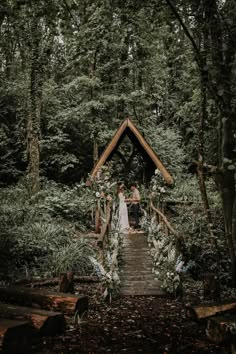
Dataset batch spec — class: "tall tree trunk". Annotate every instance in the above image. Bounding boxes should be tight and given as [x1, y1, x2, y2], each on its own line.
[27, 17, 43, 197]
[197, 64, 216, 245]
[221, 113, 236, 284]
[165, 0, 236, 284]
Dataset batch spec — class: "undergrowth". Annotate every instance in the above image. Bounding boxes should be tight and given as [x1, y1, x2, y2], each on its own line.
[142, 172, 229, 298]
[0, 179, 95, 281]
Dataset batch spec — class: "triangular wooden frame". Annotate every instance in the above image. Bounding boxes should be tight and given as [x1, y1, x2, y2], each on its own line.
[91, 118, 173, 184]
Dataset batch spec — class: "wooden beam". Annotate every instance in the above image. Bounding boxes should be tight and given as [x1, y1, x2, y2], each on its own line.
[91, 119, 128, 178]
[90, 118, 174, 184]
[127, 119, 173, 184]
[186, 301, 236, 320]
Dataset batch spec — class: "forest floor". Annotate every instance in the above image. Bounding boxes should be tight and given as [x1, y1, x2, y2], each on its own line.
[33, 283, 230, 354]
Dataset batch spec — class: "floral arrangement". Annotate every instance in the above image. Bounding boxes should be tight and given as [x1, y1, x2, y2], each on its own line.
[87, 166, 123, 301]
[140, 170, 183, 294]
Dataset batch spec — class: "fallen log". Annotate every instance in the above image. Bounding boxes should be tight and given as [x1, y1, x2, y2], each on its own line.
[0, 303, 66, 336]
[186, 301, 236, 320]
[0, 319, 38, 353]
[14, 275, 100, 287]
[206, 315, 236, 344]
[0, 286, 88, 316]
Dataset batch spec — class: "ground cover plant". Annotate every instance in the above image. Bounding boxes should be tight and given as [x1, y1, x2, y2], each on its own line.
[0, 180, 95, 280]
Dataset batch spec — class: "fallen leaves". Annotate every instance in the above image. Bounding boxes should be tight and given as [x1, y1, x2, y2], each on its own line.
[33, 283, 223, 353]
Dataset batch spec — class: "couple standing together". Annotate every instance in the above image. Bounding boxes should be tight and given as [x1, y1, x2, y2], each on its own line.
[118, 183, 141, 233]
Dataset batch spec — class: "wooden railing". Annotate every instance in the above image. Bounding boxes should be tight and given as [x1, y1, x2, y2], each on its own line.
[150, 200, 184, 252]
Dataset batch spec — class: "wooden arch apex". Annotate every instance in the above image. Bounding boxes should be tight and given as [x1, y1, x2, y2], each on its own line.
[90, 118, 174, 185]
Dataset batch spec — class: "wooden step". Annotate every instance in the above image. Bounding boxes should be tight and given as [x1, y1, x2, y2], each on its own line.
[122, 258, 152, 262]
[120, 280, 161, 287]
[122, 248, 149, 256]
[122, 255, 150, 258]
[120, 275, 156, 281]
[120, 232, 164, 296]
[120, 270, 153, 275]
[120, 288, 165, 296]
[121, 267, 153, 272]
[0, 303, 66, 336]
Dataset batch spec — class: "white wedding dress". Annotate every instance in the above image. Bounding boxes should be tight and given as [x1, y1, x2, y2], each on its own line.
[118, 192, 130, 232]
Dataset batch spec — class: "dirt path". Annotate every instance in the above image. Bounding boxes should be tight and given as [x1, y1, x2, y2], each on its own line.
[34, 284, 228, 354]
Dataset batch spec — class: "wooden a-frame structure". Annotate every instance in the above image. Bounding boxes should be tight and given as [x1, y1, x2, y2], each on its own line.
[91, 118, 173, 185]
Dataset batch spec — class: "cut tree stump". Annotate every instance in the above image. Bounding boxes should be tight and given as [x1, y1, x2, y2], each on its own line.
[186, 301, 236, 320]
[59, 272, 75, 293]
[0, 286, 88, 316]
[0, 319, 38, 353]
[203, 272, 220, 300]
[206, 315, 236, 344]
[0, 303, 66, 336]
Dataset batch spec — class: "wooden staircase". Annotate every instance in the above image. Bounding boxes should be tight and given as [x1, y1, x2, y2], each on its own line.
[119, 232, 165, 296]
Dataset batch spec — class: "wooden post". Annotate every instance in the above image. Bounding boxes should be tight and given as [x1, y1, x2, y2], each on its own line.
[59, 272, 74, 293]
[95, 200, 100, 234]
[203, 273, 220, 300]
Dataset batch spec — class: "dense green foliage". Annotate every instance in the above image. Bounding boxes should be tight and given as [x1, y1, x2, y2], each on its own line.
[0, 181, 94, 280]
[0, 0, 235, 285]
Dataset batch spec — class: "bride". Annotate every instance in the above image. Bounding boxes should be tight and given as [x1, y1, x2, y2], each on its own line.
[117, 184, 130, 233]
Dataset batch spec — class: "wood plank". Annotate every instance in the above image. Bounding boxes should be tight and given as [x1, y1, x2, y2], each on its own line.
[186, 301, 236, 320]
[0, 319, 38, 353]
[0, 303, 66, 336]
[0, 286, 88, 315]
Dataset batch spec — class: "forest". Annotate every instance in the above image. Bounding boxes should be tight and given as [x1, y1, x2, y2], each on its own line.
[0, 0, 236, 353]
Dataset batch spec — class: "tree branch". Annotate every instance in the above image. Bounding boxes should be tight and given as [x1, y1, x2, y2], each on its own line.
[165, 0, 201, 65]
[62, 0, 80, 31]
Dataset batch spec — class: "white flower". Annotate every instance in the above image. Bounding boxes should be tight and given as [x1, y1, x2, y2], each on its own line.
[95, 192, 100, 198]
[175, 261, 184, 273]
[155, 169, 160, 175]
[152, 185, 157, 191]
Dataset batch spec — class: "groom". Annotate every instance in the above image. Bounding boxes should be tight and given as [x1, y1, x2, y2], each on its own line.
[130, 183, 141, 229]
